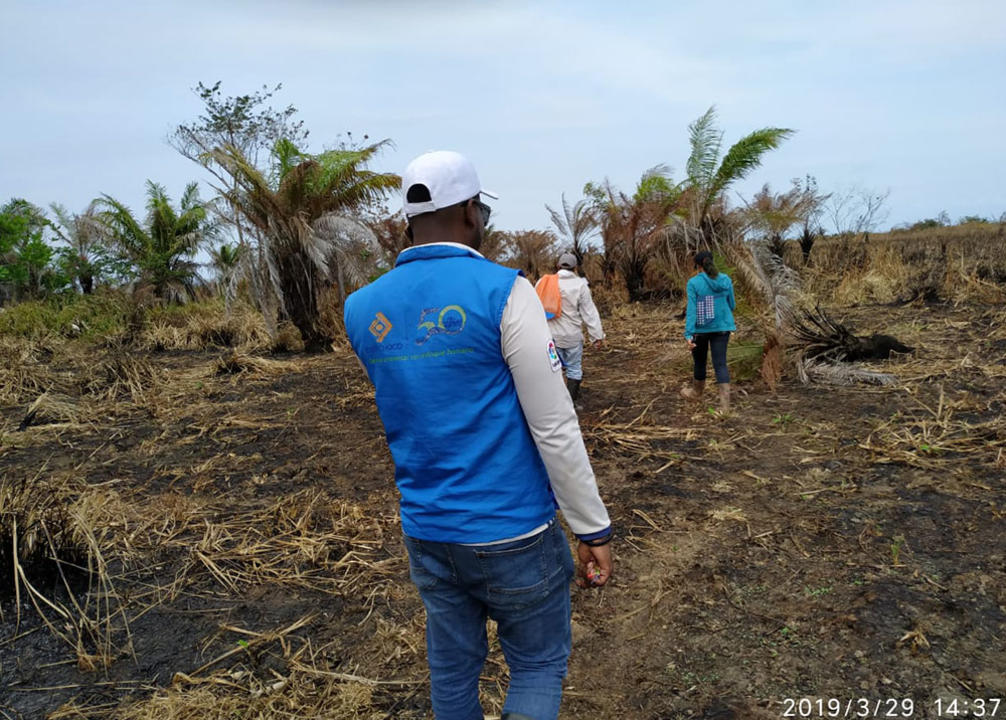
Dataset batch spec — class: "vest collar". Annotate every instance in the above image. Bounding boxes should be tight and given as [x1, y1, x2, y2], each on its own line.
[396, 242, 485, 267]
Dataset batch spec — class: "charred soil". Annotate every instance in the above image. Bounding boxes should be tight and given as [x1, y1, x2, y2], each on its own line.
[1, 301, 1004, 719]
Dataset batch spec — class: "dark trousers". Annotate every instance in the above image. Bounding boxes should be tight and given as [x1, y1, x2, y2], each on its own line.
[692, 331, 731, 384]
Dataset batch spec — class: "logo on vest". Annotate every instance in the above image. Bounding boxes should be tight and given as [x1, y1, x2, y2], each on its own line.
[369, 312, 393, 342]
[416, 305, 467, 345]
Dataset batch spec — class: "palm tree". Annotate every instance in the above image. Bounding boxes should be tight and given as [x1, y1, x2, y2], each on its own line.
[99, 182, 217, 302]
[743, 181, 822, 259]
[49, 201, 111, 294]
[545, 194, 598, 267]
[500, 230, 557, 280]
[683, 106, 794, 247]
[206, 138, 398, 351]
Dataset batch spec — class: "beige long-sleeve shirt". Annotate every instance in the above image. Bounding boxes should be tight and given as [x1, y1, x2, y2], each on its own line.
[536, 269, 605, 347]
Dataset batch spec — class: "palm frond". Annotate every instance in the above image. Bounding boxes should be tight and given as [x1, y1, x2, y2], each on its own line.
[545, 198, 570, 241]
[179, 182, 202, 213]
[634, 164, 678, 202]
[797, 359, 897, 386]
[686, 106, 723, 189]
[312, 213, 381, 290]
[48, 203, 73, 243]
[273, 138, 306, 183]
[546, 193, 599, 256]
[707, 127, 795, 209]
[311, 141, 400, 213]
[97, 194, 150, 260]
[569, 200, 598, 246]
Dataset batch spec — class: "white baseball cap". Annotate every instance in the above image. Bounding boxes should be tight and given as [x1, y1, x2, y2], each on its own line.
[402, 150, 498, 218]
[558, 252, 577, 269]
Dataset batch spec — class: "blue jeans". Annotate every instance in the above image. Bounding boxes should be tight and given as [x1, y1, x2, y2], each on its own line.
[555, 342, 583, 380]
[404, 518, 575, 720]
[692, 331, 731, 384]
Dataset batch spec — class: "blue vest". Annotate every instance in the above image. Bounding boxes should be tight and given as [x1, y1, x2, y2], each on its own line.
[344, 244, 555, 543]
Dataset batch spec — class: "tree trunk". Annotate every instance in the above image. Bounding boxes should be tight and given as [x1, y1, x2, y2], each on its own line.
[279, 251, 330, 353]
[624, 259, 647, 303]
[799, 224, 815, 264]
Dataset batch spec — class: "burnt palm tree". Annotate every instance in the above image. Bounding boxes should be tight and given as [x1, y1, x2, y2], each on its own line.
[500, 229, 558, 280]
[206, 138, 398, 351]
[743, 182, 823, 259]
[586, 166, 681, 302]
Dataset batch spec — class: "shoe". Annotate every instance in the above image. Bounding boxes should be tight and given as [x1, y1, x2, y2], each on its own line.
[680, 380, 705, 400]
[566, 377, 582, 402]
[717, 382, 731, 413]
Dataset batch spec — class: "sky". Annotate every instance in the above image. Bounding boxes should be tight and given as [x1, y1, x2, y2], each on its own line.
[2, 0, 1004, 237]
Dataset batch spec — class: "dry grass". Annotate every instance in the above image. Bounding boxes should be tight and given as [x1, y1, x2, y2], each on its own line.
[861, 383, 1005, 470]
[0, 475, 130, 671]
[165, 491, 399, 597]
[82, 355, 161, 403]
[816, 305, 1006, 470]
[214, 351, 290, 376]
[32, 486, 425, 719]
[67, 485, 403, 598]
[111, 674, 383, 720]
[0, 338, 65, 406]
[584, 401, 688, 469]
[135, 303, 272, 353]
[4, 472, 421, 717]
[19, 392, 87, 429]
[806, 224, 1006, 305]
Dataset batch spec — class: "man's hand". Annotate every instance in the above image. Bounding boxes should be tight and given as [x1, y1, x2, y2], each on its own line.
[686, 337, 696, 351]
[576, 541, 613, 588]
[592, 339, 604, 350]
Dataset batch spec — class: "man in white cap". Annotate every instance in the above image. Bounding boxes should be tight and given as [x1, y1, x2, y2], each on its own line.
[343, 151, 613, 720]
[536, 252, 605, 403]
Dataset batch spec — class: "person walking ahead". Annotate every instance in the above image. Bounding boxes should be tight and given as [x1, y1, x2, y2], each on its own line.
[681, 250, 736, 413]
[344, 151, 613, 720]
[535, 253, 605, 403]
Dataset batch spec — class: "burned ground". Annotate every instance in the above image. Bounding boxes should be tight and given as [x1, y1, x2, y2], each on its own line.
[1, 300, 1004, 719]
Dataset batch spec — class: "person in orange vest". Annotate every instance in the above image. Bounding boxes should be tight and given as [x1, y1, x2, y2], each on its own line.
[535, 253, 605, 403]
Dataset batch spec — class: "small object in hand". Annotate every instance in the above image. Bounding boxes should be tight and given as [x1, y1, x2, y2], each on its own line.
[587, 563, 602, 585]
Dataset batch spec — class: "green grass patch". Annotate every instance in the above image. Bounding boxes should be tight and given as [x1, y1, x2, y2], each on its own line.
[727, 340, 763, 381]
[0, 291, 130, 340]
[145, 297, 227, 327]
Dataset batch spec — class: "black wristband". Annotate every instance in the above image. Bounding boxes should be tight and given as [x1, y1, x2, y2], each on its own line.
[581, 532, 613, 547]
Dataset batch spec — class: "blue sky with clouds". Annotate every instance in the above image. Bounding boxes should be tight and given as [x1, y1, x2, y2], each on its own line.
[2, 0, 1004, 234]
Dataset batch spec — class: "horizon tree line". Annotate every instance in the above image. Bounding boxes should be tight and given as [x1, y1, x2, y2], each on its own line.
[3, 83, 997, 349]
